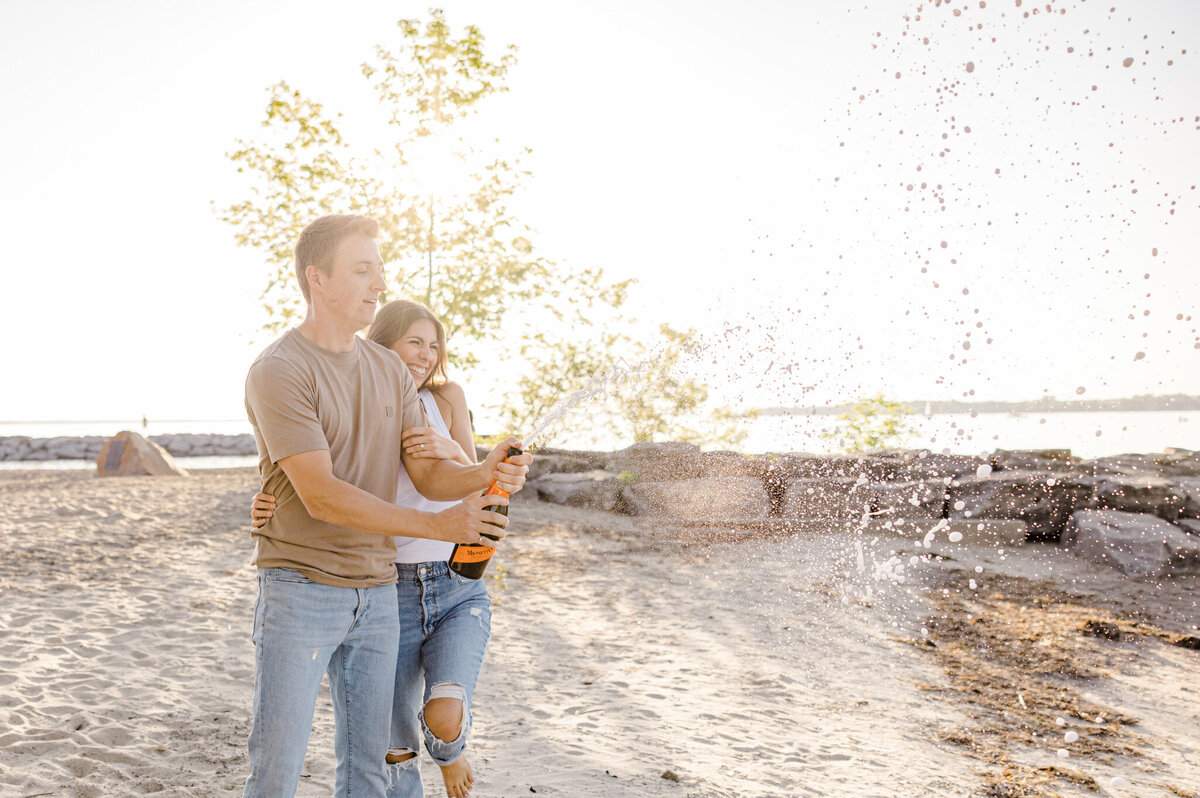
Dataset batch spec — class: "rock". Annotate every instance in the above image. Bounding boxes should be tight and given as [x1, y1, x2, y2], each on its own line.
[526, 446, 609, 469]
[620, 477, 770, 521]
[524, 453, 601, 482]
[990, 448, 1078, 472]
[531, 471, 624, 513]
[0, 436, 33, 460]
[867, 480, 949, 519]
[604, 442, 705, 481]
[1156, 451, 1200, 478]
[1064, 509, 1200, 578]
[1082, 452, 1200, 479]
[1082, 620, 1121, 640]
[782, 478, 871, 520]
[749, 453, 900, 483]
[948, 470, 1093, 542]
[1175, 519, 1200, 536]
[866, 518, 1028, 552]
[696, 450, 764, 479]
[893, 453, 992, 483]
[1093, 475, 1185, 521]
[96, 431, 188, 477]
[1171, 477, 1200, 519]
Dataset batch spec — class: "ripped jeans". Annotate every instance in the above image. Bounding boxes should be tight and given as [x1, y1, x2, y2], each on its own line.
[386, 560, 491, 798]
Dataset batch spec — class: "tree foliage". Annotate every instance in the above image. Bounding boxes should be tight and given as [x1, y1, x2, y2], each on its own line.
[821, 395, 915, 453]
[221, 9, 745, 447]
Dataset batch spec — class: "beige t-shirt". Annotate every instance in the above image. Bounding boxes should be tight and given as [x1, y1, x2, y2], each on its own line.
[244, 329, 424, 587]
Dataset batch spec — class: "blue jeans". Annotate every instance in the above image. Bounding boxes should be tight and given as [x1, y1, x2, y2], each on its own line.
[385, 561, 492, 798]
[243, 568, 400, 798]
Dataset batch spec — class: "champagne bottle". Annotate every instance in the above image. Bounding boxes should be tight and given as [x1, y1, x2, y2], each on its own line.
[449, 446, 522, 579]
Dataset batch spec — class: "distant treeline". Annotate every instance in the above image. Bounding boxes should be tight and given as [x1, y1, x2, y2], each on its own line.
[758, 394, 1200, 417]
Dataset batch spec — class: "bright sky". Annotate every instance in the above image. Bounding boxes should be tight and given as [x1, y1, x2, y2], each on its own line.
[1, 0, 1198, 431]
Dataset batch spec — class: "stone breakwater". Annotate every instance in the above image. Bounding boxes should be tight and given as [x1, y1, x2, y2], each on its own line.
[4, 435, 1197, 577]
[516, 442, 1200, 578]
[0, 433, 257, 462]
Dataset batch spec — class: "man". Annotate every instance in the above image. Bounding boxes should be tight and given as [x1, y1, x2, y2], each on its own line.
[242, 214, 530, 798]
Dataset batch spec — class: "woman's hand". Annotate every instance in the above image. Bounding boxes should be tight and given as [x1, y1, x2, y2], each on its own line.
[250, 491, 276, 529]
[402, 426, 469, 463]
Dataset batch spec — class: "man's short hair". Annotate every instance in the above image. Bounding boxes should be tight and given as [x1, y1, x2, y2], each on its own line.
[294, 215, 381, 303]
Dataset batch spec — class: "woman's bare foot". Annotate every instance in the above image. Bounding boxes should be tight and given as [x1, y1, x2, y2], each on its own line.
[439, 755, 474, 798]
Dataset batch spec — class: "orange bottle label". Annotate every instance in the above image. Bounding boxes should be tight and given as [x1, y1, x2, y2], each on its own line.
[451, 545, 495, 564]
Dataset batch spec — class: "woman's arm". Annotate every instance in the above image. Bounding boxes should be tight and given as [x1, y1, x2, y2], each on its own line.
[433, 381, 478, 465]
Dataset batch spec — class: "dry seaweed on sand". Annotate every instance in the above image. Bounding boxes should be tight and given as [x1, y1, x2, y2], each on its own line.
[908, 571, 1183, 797]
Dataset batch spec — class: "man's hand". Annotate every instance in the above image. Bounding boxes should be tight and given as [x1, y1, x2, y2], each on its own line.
[480, 437, 533, 495]
[430, 492, 511, 545]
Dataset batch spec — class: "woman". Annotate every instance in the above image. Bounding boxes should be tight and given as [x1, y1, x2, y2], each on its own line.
[252, 299, 493, 798]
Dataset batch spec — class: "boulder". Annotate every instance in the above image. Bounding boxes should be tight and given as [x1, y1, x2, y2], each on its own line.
[1176, 519, 1200, 536]
[1080, 452, 1200, 479]
[96, 431, 187, 477]
[1065, 509, 1200, 578]
[1092, 475, 1185, 522]
[604, 442, 705, 481]
[531, 470, 624, 513]
[892, 453, 992, 483]
[989, 448, 1079, 473]
[867, 480, 949, 519]
[947, 470, 1093, 541]
[783, 478, 871, 520]
[696, 450, 764, 479]
[866, 518, 1028, 553]
[761, 453, 902, 482]
[523, 453, 601, 482]
[1172, 478, 1200, 520]
[1155, 451, 1200, 478]
[0, 436, 33, 461]
[620, 477, 770, 521]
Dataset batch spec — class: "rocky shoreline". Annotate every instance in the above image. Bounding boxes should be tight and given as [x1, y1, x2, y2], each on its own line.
[0, 433, 257, 461]
[5, 434, 1197, 579]
[520, 442, 1200, 579]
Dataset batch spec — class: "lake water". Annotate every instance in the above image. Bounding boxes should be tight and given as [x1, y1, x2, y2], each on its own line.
[741, 409, 1197, 459]
[0, 410, 1195, 470]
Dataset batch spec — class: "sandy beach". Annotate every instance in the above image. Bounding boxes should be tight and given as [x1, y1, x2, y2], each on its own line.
[1, 467, 1198, 798]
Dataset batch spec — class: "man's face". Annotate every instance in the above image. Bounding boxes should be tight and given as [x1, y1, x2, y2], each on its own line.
[312, 234, 387, 332]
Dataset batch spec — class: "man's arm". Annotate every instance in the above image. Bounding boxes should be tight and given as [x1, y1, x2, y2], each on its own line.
[404, 436, 532, 502]
[278, 449, 509, 543]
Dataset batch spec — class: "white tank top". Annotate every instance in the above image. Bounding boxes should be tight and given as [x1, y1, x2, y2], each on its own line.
[393, 389, 459, 563]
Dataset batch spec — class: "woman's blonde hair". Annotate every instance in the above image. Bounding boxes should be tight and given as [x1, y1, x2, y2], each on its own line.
[367, 299, 449, 390]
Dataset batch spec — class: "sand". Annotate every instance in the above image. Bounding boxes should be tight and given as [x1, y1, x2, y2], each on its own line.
[0, 467, 1197, 797]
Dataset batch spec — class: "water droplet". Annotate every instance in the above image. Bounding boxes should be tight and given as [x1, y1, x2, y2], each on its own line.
[1065, 731, 1079, 743]
[1134, 351, 1146, 360]
[1057, 748, 1069, 758]
[1075, 386, 1086, 395]
[976, 464, 993, 479]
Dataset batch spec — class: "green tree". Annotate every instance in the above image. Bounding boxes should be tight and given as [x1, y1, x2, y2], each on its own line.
[221, 9, 743, 446]
[821, 395, 915, 453]
[501, 322, 752, 448]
